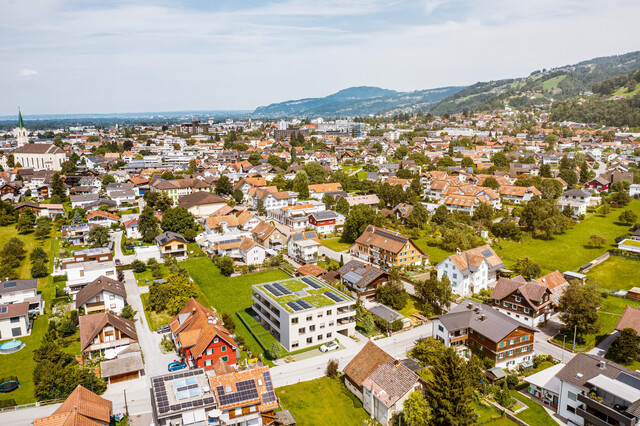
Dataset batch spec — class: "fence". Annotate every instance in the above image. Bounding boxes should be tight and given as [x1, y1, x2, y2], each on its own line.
[0, 398, 64, 413]
[579, 252, 610, 272]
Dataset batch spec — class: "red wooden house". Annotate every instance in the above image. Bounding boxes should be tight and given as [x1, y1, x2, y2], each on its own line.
[169, 298, 238, 370]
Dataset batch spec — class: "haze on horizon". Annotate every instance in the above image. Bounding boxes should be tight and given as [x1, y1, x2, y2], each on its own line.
[2, 0, 640, 116]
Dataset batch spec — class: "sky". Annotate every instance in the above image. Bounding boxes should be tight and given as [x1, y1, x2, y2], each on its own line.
[1, 0, 640, 116]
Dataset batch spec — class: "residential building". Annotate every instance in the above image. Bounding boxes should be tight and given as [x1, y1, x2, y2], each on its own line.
[63, 257, 117, 295]
[351, 225, 424, 269]
[123, 218, 141, 239]
[178, 191, 227, 218]
[0, 302, 31, 340]
[155, 231, 188, 258]
[432, 300, 536, 369]
[558, 189, 593, 216]
[327, 260, 389, 299]
[490, 270, 568, 327]
[79, 311, 137, 357]
[150, 368, 219, 426]
[100, 344, 144, 384]
[498, 185, 542, 204]
[70, 193, 100, 208]
[252, 221, 287, 250]
[75, 275, 127, 314]
[437, 245, 505, 295]
[14, 201, 64, 218]
[308, 182, 342, 199]
[343, 342, 422, 425]
[253, 188, 291, 211]
[343, 194, 380, 207]
[269, 202, 325, 231]
[34, 385, 113, 426]
[556, 353, 640, 426]
[208, 366, 279, 426]
[287, 231, 321, 264]
[523, 362, 565, 410]
[87, 210, 121, 227]
[61, 223, 94, 244]
[585, 171, 635, 192]
[308, 210, 338, 234]
[239, 237, 268, 265]
[150, 177, 210, 203]
[0, 278, 43, 315]
[13, 143, 66, 171]
[169, 298, 238, 370]
[616, 306, 640, 335]
[251, 276, 356, 351]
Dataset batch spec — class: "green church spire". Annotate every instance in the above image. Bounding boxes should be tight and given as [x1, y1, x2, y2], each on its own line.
[18, 109, 25, 129]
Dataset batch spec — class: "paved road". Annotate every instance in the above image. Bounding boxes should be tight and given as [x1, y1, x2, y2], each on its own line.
[112, 230, 135, 265]
[588, 330, 619, 357]
[535, 314, 576, 363]
[0, 403, 63, 426]
[270, 323, 431, 388]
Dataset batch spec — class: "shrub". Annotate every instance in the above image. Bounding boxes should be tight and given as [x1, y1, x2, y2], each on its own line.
[505, 374, 519, 390]
[31, 261, 48, 278]
[267, 341, 283, 360]
[121, 304, 136, 320]
[221, 312, 235, 333]
[58, 319, 77, 338]
[326, 358, 339, 379]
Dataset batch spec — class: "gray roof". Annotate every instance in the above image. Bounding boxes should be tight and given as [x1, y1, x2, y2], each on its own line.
[368, 304, 404, 322]
[364, 361, 420, 408]
[310, 210, 338, 220]
[70, 193, 100, 202]
[562, 188, 590, 198]
[0, 279, 37, 295]
[155, 231, 187, 246]
[435, 300, 536, 343]
[100, 352, 144, 378]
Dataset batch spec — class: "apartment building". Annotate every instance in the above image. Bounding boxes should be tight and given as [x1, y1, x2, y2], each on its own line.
[287, 231, 321, 264]
[0, 279, 43, 315]
[150, 177, 210, 203]
[437, 245, 505, 295]
[251, 276, 355, 351]
[350, 225, 424, 269]
[432, 300, 536, 369]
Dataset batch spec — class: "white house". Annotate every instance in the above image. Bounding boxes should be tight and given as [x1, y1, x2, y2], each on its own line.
[437, 245, 505, 295]
[239, 237, 267, 265]
[87, 211, 120, 227]
[75, 276, 127, 314]
[287, 231, 321, 264]
[0, 279, 43, 315]
[0, 302, 31, 341]
[177, 191, 227, 218]
[557, 189, 593, 216]
[64, 260, 117, 295]
[123, 218, 141, 239]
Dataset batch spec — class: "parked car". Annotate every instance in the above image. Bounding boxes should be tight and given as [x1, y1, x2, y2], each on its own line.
[157, 324, 171, 334]
[168, 361, 187, 372]
[115, 258, 122, 266]
[320, 341, 340, 352]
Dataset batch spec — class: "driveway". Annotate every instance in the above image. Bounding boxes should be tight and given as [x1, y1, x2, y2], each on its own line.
[588, 330, 619, 357]
[112, 230, 136, 265]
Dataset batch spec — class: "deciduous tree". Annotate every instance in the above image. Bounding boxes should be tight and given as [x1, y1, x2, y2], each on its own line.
[557, 281, 602, 342]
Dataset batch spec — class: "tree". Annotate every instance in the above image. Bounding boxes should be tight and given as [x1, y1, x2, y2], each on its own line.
[30, 247, 48, 264]
[144, 191, 173, 211]
[415, 273, 454, 316]
[16, 209, 35, 234]
[71, 209, 85, 224]
[217, 255, 235, 277]
[539, 163, 552, 178]
[51, 172, 66, 200]
[557, 281, 602, 342]
[482, 177, 500, 190]
[161, 207, 197, 237]
[430, 205, 449, 225]
[232, 189, 244, 204]
[60, 160, 77, 175]
[148, 273, 199, 315]
[87, 225, 109, 247]
[335, 197, 350, 215]
[472, 202, 493, 223]
[138, 206, 161, 243]
[248, 151, 262, 166]
[215, 175, 233, 195]
[512, 257, 541, 280]
[161, 171, 175, 180]
[558, 169, 577, 187]
[618, 209, 638, 225]
[341, 205, 385, 243]
[402, 390, 431, 426]
[292, 171, 310, 199]
[607, 328, 640, 364]
[268, 341, 283, 360]
[425, 346, 476, 426]
[322, 193, 336, 210]
[35, 216, 52, 239]
[599, 204, 611, 216]
[101, 174, 115, 188]
[490, 152, 510, 168]
[121, 304, 136, 321]
[326, 358, 339, 379]
[587, 234, 607, 248]
[221, 312, 236, 333]
[2, 237, 26, 267]
[188, 159, 197, 174]
[256, 199, 266, 216]
[131, 259, 147, 273]
[407, 203, 429, 229]
[361, 314, 375, 334]
[376, 282, 408, 311]
[31, 261, 48, 278]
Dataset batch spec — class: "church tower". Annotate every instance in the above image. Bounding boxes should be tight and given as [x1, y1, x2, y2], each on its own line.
[13, 109, 29, 147]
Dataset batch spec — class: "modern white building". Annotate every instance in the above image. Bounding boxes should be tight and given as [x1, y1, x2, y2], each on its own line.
[0, 279, 43, 315]
[287, 231, 321, 264]
[557, 189, 593, 216]
[0, 302, 31, 341]
[64, 260, 117, 295]
[437, 245, 505, 295]
[251, 276, 356, 351]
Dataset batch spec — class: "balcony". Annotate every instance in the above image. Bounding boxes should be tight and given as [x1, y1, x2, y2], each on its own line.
[577, 394, 636, 426]
[337, 317, 355, 326]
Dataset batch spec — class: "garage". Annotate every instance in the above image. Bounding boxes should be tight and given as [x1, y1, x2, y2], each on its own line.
[101, 351, 144, 384]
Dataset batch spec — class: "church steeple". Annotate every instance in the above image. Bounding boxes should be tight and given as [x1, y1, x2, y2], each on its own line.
[18, 109, 25, 129]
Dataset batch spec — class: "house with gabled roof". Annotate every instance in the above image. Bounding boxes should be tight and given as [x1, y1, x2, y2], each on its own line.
[34, 385, 113, 426]
[437, 245, 505, 295]
[327, 259, 389, 299]
[343, 342, 422, 425]
[252, 221, 287, 251]
[75, 275, 127, 315]
[169, 298, 238, 370]
[498, 185, 542, 204]
[287, 231, 321, 264]
[351, 225, 424, 269]
[490, 270, 568, 327]
[79, 311, 138, 357]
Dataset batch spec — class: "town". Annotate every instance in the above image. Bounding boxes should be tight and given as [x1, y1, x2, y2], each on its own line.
[0, 95, 638, 426]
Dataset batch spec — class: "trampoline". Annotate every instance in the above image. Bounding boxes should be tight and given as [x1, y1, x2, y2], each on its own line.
[0, 377, 19, 393]
[0, 340, 24, 354]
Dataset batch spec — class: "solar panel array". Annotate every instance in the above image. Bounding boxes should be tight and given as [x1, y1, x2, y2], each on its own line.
[219, 238, 242, 246]
[273, 282, 292, 295]
[618, 372, 640, 390]
[261, 371, 277, 403]
[152, 370, 215, 415]
[481, 249, 493, 257]
[264, 284, 283, 297]
[324, 291, 343, 302]
[217, 379, 259, 407]
[287, 301, 303, 311]
[297, 300, 313, 309]
[304, 231, 317, 239]
[301, 277, 322, 289]
[291, 233, 304, 241]
[373, 229, 407, 243]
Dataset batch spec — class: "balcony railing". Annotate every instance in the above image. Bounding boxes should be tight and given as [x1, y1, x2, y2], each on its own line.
[577, 394, 636, 426]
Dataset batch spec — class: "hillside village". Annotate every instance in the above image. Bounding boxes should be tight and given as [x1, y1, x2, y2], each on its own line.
[0, 107, 639, 426]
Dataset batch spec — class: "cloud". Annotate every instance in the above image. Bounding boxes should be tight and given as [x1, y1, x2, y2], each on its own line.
[17, 69, 38, 77]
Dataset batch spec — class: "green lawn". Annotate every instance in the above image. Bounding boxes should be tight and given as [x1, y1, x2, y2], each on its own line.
[524, 361, 554, 377]
[0, 225, 51, 279]
[140, 293, 172, 331]
[134, 265, 171, 286]
[493, 201, 640, 273]
[511, 391, 555, 425]
[397, 295, 420, 318]
[181, 258, 289, 358]
[320, 238, 351, 253]
[473, 401, 515, 425]
[542, 74, 567, 91]
[411, 234, 453, 265]
[276, 377, 369, 426]
[588, 256, 640, 291]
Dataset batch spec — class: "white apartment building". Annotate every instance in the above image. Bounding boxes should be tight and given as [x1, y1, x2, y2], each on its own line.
[252, 276, 356, 351]
[0, 279, 43, 315]
[437, 245, 505, 295]
[287, 231, 321, 264]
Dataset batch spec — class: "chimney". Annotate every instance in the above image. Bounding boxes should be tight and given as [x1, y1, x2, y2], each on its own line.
[467, 303, 473, 310]
[474, 307, 480, 313]
[480, 314, 486, 321]
[599, 361, 606, 370]
[192, 308, 196, 315]
[456, 247, 461, 255]
[395, 359, 401, 366]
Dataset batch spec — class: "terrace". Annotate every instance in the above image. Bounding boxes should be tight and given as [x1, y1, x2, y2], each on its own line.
[255, 277, 351, 313]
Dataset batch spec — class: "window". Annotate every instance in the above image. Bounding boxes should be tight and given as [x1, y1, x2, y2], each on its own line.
[292, 342, 299, 349]
[495, 300, 499, 304]
[10, 317, 19, 324]
[499, 341, 505, 348]
[214, 337, 219, 343]
[11, 328, 21, 337]
[235, 408, 242, 416]
[521, 335, 529, 342]
[206, 348, 214, 355]
[306, 316, 313, 321]
[326, 310, 332, 316]
[568, 392, 577, 402]
[292, 317, 298, 324]
[503, 301, 508, 307]
[309, 325, 315, 332]
[306, 337, 312, 344]
[320, 323, 325, 329]
[566, 405, 576, 414]
[318, 334, 323, 340]
[110, 304, 116, 309]
[299, 328, 306, 334]
[453, 273, 457, 279]
[221, 345, 227, 352]
[524, 308, 530, 314]
[222, 355, 228, 362]
[327, 333, 332, 338]
[438, 325, 444, 332]
[204, 359, 213, 366]
[109, 294, 115, 300]
[509, 339, 515, 345]
[514, 296, 521, 302]
[328, 322, 334, 327]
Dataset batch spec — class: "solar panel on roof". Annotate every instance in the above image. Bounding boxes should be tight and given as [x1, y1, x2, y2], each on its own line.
[273, 282, 292, 295]
[481, 249, 492, 257]
[324, 291, 343, 302]
[219, 238, 241, 245]
[287, 301, 302, 311]
[304, 231, 316, 239]
[374, 229, 406, 243]
[297, 300, 313, 309]
[618, 372, 640, 390]
[264, 284, 282, 297]
[292, 234, 303, 241]
[3, 282, 16, 288]
[301, 277, 322, 288]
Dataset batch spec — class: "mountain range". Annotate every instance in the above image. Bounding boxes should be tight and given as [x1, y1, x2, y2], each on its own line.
[252, 51, 640, 118]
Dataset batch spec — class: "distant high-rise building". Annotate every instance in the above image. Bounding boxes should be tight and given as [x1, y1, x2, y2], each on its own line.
[278, 120, 287, 130]
[13, 109, 29, 147]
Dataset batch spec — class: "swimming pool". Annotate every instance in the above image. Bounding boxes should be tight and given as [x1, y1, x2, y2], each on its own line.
[0, 340, 24, 354]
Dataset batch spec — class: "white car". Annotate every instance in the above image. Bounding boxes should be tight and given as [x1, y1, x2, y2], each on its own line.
[320, 341, 340, 352]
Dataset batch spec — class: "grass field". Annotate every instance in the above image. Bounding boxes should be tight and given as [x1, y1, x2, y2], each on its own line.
[473, 401, 515, 425]
[493, 201, 640, 273]
[587, 256, 640, 291]
[542, 75, 566, 91]
[181, 258, 289, 358]
[412, 238, 453, 265]
[276, 377, 369, 426]
[0, 225, 50, 279]
[320, 238, 351, 253]
[612, 84, 640, 98]
[511, 391, 555, 425]
[140, 293, 172, 331]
